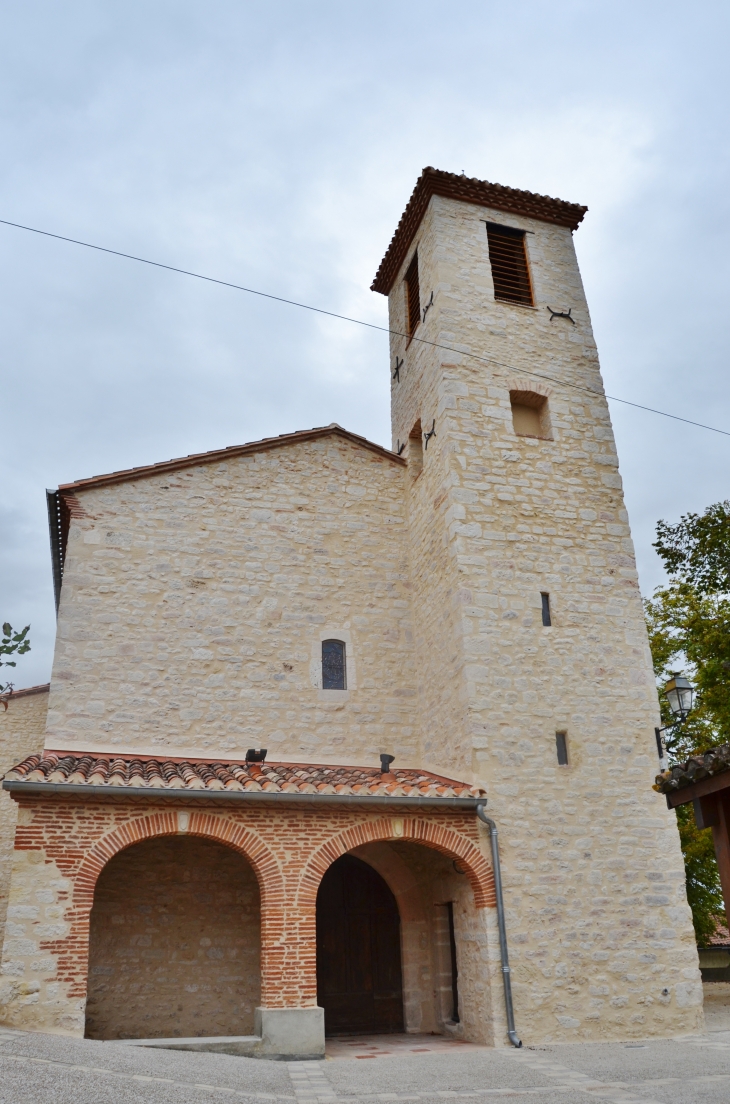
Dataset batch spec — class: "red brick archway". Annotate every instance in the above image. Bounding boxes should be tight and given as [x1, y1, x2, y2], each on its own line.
[73, 811, 283, 910]
[298, 816, 496, 911]
[62, 811, 286, 1007]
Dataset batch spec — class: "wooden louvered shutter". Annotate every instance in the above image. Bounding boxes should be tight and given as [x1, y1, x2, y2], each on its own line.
[404, 253, 421, 336]
[486, 223, 533, 306]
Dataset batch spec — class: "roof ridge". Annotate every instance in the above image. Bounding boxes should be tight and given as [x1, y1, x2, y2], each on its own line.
[55, 423, 404, 494]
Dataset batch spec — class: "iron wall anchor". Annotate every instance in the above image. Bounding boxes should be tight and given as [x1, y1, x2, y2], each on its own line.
[546, 306, 575, 324]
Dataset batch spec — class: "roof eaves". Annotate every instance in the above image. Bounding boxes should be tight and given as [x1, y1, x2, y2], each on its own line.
[2, 780, 482, 809]
[371, 166, 588, 296]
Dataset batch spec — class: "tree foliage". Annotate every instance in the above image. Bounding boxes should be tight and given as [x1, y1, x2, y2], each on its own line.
[654, 500, 730, 595]
[646, 510, 730, 945]
[0, 622, 31, 697]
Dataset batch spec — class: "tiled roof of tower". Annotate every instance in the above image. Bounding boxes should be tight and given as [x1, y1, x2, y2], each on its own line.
[56, 423, 404, 495]
[371, 166, 588, 296]
[4, 753, 485, 801]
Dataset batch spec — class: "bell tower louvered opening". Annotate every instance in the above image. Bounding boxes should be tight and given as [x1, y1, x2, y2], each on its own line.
[486, 222, 533, 306]
[404, 252, 421, 339]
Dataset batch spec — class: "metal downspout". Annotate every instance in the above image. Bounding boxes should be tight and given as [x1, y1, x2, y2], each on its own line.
[476, 801, 522, 1048]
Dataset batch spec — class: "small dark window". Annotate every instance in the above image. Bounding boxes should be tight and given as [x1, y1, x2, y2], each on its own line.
[556, 732, 569, 766]
[322, 639, 346, 690]
[486, 222, 533, 306]
[541, 593, 551, 626]
[405, 252, 421, 338]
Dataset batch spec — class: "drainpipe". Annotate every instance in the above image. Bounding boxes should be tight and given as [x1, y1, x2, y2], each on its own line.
[476, 801, 522, 1048]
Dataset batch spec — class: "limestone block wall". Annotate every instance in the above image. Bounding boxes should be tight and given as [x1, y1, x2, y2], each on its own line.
[0, 687, 48, 948]
[382, 193, 702, 1040]
[86, 835, 260, 1039]
[0, 799, 495, 1037]
[47, 435, 419, 768]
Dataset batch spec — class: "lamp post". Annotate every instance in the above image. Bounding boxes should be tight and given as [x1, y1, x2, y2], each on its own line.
[655, 672, 695, 761]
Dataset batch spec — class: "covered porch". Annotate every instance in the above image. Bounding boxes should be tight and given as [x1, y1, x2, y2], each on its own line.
[0, 753, 504, 1059]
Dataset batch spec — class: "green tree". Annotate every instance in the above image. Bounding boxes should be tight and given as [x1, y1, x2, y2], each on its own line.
[0, 622, 31, 699]
[646, 502, 730, 945]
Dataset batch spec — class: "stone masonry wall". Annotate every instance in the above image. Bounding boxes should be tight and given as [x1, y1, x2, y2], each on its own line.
[86, 835, 260, 1039]
[0, 688, 48, 949]
[47, 435, 419, 768]
[384, 193, 703, 1041]
[0, 798, 494, 1038]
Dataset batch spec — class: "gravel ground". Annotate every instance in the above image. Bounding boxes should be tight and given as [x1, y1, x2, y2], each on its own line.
[0, 986, 728, 1104]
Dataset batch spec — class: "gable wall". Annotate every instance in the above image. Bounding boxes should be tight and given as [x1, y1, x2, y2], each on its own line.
[46, 436, 419, 767]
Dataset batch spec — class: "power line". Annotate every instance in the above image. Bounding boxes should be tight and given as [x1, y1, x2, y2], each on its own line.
[1, 215, 729, 440]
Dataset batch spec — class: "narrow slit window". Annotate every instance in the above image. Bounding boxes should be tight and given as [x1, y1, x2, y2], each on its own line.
[404, 252, 421, 338]
[541, 593, 551, 626]
[408, 419, 423, 476]
[556, 732, 569, 766]
[486, 222, 533, 306]
[322, 639, 346, 690]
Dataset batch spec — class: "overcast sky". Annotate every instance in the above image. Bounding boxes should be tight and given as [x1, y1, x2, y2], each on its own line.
[2, 0, 729, 689]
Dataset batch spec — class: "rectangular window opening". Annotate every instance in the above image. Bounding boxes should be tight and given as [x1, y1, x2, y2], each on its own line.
[486, 222, 533, 306]
[556, 732, 569, 766]
[322, 639, 346, 690]
[405, 252, 421, 339]
[541, 593, 551, 627]
[510, 390, 552, 440]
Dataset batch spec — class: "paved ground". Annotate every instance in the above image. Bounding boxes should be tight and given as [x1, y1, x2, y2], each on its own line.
[1, 985, 729, 1104]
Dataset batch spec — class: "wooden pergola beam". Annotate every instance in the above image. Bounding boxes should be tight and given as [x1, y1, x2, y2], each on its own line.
[666, 774, 730, 929]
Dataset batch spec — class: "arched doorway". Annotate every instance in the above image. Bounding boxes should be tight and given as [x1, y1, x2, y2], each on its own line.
[316, 853, 404, 1035]
[85, 835, 260, 1040]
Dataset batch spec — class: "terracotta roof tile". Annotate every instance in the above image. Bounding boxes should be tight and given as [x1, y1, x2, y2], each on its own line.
[4, 753, 484, 801]
[653, 744, 730, 794]
[372, 167, 588, 296]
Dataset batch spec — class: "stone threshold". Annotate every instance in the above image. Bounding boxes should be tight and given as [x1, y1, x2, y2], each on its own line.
[114, 1033, 323, 1061]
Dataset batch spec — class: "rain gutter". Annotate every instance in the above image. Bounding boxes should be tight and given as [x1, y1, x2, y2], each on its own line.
[476, 801, 522, 1048]
[2, 780, 481, 809]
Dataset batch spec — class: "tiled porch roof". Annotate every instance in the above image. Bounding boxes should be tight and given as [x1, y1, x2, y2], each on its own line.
[653, 743, 730, 794]
[4, 753, 483, 800]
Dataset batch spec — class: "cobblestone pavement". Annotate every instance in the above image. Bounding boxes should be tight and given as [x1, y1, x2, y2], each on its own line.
[0, 988, 728, 1104]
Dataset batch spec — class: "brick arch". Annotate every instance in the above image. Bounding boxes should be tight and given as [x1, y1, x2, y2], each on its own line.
[298, 817, 496, 910]
[73, 810, 283, 912]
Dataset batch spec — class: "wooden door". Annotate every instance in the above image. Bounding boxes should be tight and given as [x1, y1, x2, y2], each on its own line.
[316, 854, 404, 1036]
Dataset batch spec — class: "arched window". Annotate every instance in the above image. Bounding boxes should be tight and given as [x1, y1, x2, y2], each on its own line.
[322, 639, 346, 690]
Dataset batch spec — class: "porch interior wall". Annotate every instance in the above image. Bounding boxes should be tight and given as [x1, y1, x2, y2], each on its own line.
[85, 836, 260, 1040]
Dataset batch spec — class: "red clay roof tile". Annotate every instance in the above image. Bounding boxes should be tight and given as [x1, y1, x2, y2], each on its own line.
[4, 752, 483, 801]
[371, 166, 588, 296]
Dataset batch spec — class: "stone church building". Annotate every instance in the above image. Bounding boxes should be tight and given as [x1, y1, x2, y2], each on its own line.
[0, 168, 702, 1055]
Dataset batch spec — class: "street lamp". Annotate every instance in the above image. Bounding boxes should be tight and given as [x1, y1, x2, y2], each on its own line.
[655, 672, 695, 760]
[663, 674, 694, 723]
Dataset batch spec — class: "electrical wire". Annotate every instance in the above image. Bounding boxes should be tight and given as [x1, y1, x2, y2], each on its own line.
[1, 215, 729, 440]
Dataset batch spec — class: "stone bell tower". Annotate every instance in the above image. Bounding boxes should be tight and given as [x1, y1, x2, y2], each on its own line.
[372, 168, 702, 1040]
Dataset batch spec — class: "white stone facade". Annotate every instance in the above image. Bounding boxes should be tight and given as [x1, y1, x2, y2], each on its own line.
[0, 174, 702, 1043]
